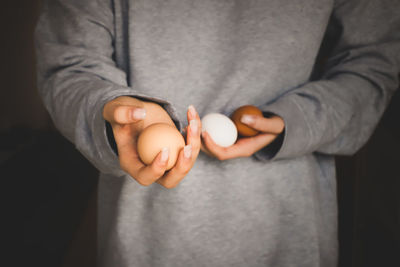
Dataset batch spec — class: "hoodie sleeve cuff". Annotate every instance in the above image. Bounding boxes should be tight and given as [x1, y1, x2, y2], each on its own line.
[254, 95, 312, 161]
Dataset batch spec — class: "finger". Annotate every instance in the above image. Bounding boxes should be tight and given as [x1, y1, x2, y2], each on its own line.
[202, 131, 277, 160]
[157, 105, 202, 189]
[241, 115, 285, 134]
[122, 147, 169, 186]
[186, 105, 201, 157]
[114, 125, 168, 186]
[201, 130, 246, 160]
[201, 131, 230, 160]
[187, 105, 200, 121]
[104, 104, 146, 125]
[157, 144, 193, 189]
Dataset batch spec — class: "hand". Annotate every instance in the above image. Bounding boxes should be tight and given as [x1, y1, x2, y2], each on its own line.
[103, 96, 201, 188]
[201, 114, 284, 160]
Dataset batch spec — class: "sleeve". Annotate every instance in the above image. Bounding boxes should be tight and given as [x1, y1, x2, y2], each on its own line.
[35, 0, 179, 176]
[255, 0, 400, 161]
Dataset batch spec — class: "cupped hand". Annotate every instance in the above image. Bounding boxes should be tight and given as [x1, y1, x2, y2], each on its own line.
[201, 114, 284, 160]
[103, 96, 201, 188]
[155, 105, 202, 188]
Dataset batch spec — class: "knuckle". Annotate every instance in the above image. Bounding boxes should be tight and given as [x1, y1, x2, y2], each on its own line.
[135, 178, 153, 187]
[191, 142, 201, 152]
[178, 166, 191, 176]
[164, 183, 178, 189]
[113, 107, 122, 121]
[151, 166, 166, 178]
[161, 180, 179, 189]
[216, 154, 226, 161]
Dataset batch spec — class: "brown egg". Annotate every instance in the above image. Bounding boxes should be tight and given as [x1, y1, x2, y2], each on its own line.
[137, 123, 185, 170]
[231, 105, 263, 137]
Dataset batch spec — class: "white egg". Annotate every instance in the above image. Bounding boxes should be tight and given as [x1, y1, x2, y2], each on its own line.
[201, 113, 238, 147]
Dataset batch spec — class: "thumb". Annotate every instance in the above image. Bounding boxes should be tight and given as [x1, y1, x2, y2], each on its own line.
[104, 105, 146, 125]
[241, 115, 285, 134]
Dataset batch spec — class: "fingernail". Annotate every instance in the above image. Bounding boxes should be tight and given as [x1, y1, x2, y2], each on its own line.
[132, 108, 146, 120]
[189, 119, 198, 134]
[184, 144, 192, 159]
[161, 147, 169, 163]
[241, 115, 255, 125]
[188, 105, 197, 118]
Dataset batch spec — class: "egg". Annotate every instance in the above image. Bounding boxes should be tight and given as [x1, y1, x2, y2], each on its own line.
[137, 123, 185, 170]
[201, 113, 237, 147]
[231, 105, 263, 137]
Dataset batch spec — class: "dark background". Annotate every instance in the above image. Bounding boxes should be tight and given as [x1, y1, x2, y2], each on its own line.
[1, 1, 399, 267]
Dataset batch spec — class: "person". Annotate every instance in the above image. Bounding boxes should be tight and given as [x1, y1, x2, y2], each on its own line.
[35, 0, 400, 266]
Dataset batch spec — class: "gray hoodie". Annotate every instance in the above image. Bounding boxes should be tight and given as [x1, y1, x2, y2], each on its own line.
[35, 0, 400, 266]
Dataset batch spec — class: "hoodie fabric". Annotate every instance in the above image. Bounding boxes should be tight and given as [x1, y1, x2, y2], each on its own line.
[35, 0, 400, 266]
